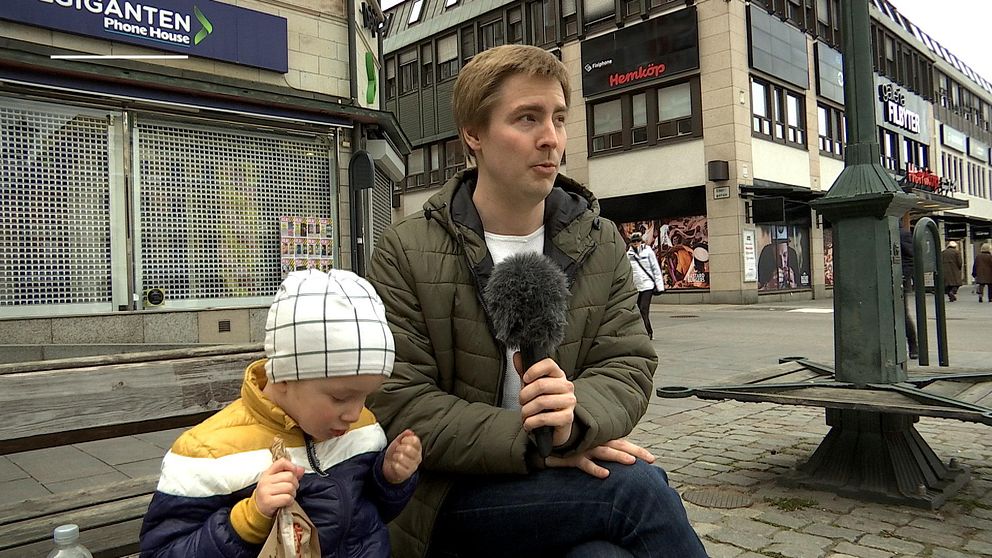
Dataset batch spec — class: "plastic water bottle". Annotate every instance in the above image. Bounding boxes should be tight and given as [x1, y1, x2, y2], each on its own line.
[47, 524, 93, 558]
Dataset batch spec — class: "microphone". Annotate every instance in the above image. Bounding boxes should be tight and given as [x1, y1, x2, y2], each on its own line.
[484, 252, 570, 458]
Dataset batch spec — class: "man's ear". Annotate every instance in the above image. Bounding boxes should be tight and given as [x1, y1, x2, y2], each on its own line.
[462, 127, 482, 154]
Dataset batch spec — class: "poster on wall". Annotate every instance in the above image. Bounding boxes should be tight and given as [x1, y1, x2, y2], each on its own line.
[618, 216, 709, 290]
[742, 229, 757, 282]
[279, 216, 334, 278]
[823, 228, 834, 287]
[755, 225, 811, 291]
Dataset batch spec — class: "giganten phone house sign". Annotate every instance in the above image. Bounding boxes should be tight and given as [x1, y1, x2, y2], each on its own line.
[580, 7, 698, 97]
[1, 0, 289, 72]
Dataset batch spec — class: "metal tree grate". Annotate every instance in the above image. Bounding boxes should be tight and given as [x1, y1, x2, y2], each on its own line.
[137, 121, 334, 301]
[682, 488, 753, 509]
[0, 99, 112, 307]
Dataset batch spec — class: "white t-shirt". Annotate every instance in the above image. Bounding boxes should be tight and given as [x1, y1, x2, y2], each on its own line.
[484, 226, 545, 410]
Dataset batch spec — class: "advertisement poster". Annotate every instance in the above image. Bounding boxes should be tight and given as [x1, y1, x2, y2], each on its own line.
[618, 215, 709, 290]
[742, 229, 757, 282]
[279, 216, 334, 278]
[755, 225, 811, 291]
[823, 228, 834, 287]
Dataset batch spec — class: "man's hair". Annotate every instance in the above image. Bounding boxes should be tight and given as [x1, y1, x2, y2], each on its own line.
[452, 45, 571, 161]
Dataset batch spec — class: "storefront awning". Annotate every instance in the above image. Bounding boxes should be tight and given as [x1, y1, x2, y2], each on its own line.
[739, 180, 827, 201]
[900, 185, 970, 212]
[0, 38, 411, 153]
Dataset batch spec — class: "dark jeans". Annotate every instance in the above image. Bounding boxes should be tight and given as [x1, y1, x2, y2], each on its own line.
[903, 277, 918, 355]
[636, 290, 654, 338]
[979, 283, 991, 300]
[430, 460, 707, 558]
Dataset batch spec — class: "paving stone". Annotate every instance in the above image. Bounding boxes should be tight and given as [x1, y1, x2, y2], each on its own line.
[710, 472, 762, 487]
[45, 471, 130, 493]
[763, 542, 826, 558]
[802, 522, 861, 542]
[892, 524, 964, 548]
[756, 510, 813, 530]
[0, 457, 28, 482]
[832, 542, 895, 558]
[858, 534, 925, 555]
[707, 527, 773, 552]
[834, 514, 897, 534]
[924, 548, 973, 558]
[963, 539, 992, 556]
[701, 540, 744, 558]
[134, 428, 189, 450]
[76, 436, 168, 466]
[116, 458, 164, 479]
[8, 445, 116, 483]
[0, 478, 51, 505]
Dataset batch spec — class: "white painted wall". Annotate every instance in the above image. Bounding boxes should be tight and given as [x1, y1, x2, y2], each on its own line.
[588, 140, 706, 198]
[820, 157, 844, 191]
[752, 139, 812, 188]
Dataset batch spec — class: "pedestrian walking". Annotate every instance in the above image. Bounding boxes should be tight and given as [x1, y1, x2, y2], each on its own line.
[942, 241, 963, 302]
[900, 215, 919, 359]
[974, 243, 992, 303]
[627, 231, 665, 339]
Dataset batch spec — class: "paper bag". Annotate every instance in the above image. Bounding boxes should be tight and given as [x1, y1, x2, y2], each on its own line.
[258, 437, 321, 558]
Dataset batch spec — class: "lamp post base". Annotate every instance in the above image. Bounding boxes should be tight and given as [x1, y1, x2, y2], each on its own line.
[787, 409, 970, 509]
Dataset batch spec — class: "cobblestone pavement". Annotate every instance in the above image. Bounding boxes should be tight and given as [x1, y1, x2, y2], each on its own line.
[3, 295, 991, 557]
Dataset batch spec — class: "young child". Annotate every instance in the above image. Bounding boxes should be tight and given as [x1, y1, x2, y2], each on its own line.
[140, 269, 421, 558]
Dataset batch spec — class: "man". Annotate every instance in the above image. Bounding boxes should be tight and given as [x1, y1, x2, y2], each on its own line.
[367, 45, 705, 558]
[900, 214, 919, 359]
[627, 231, 665, 339]
[941, 240, 963, 302]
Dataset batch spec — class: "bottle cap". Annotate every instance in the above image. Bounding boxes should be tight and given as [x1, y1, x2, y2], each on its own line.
[53, 524, 79, 544]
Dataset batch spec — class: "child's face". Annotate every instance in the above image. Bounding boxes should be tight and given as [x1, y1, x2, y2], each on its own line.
[276, 374, 385, 442]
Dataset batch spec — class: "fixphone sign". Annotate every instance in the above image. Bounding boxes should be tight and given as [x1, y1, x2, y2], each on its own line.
[1, 0, 288, 73]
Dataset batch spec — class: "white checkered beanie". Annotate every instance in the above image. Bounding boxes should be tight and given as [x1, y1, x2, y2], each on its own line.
[264, 269, 395, 383]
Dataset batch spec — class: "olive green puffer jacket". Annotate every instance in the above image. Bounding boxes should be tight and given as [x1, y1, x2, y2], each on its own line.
[367, 169, 657, 558]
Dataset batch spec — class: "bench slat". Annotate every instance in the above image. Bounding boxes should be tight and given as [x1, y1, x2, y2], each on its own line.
[0, 476, 158, 527]
[0, 518, 144, 558]
[0, 494, 151, 552]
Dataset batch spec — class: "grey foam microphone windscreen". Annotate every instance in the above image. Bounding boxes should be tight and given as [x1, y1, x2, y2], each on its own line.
[484, 252, 570, 457]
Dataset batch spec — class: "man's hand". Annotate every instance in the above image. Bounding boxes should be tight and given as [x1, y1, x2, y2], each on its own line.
[252, 458, 305, 517]
[545, 438, 656, 479]
[383, 429, 422, 484]
[515, 353, 576, 448]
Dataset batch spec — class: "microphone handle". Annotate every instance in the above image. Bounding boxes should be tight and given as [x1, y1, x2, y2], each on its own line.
[520, 345, 555, 458]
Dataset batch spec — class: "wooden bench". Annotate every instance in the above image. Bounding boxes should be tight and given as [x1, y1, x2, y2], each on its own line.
[0, 344, 262, 558]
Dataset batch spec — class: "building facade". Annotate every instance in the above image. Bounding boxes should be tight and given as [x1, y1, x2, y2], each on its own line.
[0, 0, 407, 355]
[381, 0, 992, 304]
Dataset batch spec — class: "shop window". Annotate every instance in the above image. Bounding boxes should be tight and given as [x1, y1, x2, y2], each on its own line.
[480, 19, 504, 51]
[407, 148, 426, 189]
[817, 104, 844, 158]
[530, 0, 557, 47]
[751, 78, 806, 148]
[657, 82, 692, 140]
[903, 137, 928, 170]
[399, 49, 418, 95]
[385, 58, 397, 100]
[631, 93, 647, 145]
[409, 0, 424, 24]
[461, 26, 476, 67]
[429, 144, 442, 184]
[879, 128, 899, 171]
[444, 139, 465, 178]
[508, 7, 524, 44]
[421, 44, 433, 88]
[583, 0, 614, 25]
[588, 79, 700, 155]
[591, 99, 623, 153]
[437, 34, 458, 81]
[562, 0, 578, 39]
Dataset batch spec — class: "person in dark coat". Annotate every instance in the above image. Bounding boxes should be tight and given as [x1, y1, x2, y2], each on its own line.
[973, 243, 992, 303]
[941, 241, 963, 302]
[900, 215, 919, 359]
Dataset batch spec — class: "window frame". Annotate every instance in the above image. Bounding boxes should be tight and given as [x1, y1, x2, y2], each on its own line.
[750, 77, 808, 150]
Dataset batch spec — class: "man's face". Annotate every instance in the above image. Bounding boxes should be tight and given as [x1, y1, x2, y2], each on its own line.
[776, 242, 789, 267]
[274, 374, 385, 442]
[464, 74, 567, 205]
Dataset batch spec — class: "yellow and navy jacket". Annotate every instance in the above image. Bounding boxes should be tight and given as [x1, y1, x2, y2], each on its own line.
[139, 360, 417, 558]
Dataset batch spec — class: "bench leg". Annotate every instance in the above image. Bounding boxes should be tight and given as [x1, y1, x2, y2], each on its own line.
[785, 409, 970, 510]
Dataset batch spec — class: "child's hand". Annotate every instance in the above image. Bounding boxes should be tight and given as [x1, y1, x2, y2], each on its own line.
[252, 458, 305, 517]
[382, 429, 421, 484]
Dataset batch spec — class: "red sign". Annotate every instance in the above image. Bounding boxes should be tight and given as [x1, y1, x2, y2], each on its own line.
[608, 62, 667, 88]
